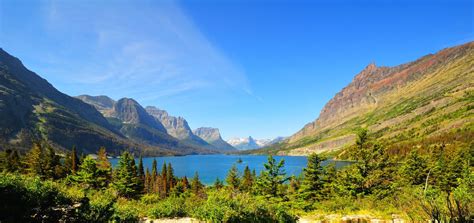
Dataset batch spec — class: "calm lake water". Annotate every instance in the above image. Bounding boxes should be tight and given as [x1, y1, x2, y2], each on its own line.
[110, 154, 352, 185]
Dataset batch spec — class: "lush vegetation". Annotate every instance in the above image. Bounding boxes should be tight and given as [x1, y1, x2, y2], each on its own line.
[0, 130, 472, 222]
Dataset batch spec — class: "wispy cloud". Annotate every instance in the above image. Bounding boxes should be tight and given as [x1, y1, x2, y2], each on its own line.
[40, 0, 252, 103]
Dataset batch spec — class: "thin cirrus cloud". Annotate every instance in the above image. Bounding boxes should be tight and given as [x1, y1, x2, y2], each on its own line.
[39, 0, 250, 103]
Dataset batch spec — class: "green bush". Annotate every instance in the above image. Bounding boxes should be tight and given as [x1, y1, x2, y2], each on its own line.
[148, 196, 187, 219]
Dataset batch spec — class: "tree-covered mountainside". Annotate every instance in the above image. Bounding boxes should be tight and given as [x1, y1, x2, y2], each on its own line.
[253, 42, 473, 156]
[0, 49, 209, 156]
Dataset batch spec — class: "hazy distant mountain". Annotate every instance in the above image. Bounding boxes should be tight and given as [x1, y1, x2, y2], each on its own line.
[76, 95, 115, 113]
[193, 127, 236, 151]
[0, 48, 175, 156]
[254, 41, 474, 156]
[145, 106, 222, 152]
[227, 136, 286, 150]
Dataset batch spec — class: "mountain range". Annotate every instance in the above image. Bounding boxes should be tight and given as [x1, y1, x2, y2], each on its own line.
[0, 48, 235, 155]
[193, 127, 236, 151]
[227, 136, 286, 150]
[250, 41, 473, 155]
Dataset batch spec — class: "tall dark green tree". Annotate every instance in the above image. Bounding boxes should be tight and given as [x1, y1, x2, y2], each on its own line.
[213, 177, 224, 190]
[399, 150, 428, 185]
[112, 152, 140, 197]
[167, 163, 175, 191]
[256, 155, 289, 197]
[73, 156, 101, 189]
[191, 171, 203, 195]
[3, 149, 20, 172]
[226, 164, 240, 190]
[161, 162, 168, 196]
[241, 165, 253, 191]
[299, 153, 326, 203]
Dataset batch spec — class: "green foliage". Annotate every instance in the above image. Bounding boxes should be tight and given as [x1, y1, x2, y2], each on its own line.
[226, 164, 240, 190]
[299, 153, 326, 206]
[112, 152, 140, 198]
[240, 165, 254, 192]
[256, 155, 289, 197]
[149, 196, 187, 218]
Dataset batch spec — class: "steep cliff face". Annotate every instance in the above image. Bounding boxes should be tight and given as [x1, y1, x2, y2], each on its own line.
[145, 106, 218, 151]
[193, 127, 236, 151]
[274, 41, 474, 155]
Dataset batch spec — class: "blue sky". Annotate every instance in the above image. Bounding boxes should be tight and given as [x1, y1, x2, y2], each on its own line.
[0, 0, 472, 140]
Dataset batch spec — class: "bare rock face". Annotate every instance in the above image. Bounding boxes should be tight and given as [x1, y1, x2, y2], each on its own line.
[145, 106, 193, 140]
[193, 127, 236, 151]
[112, 98, 167, 132]
[76, 95, 115, 112]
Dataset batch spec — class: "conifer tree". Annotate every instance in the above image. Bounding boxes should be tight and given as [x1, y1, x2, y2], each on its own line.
[299, 153, 326, 202]
[3, 149, 20, 172]
[73, 156, 101, 189]
[96, 147, 112, 187]
[241, 165, 253, 191]
[214, 177, 224, 190]
[145, 168, 151, 193]
[71, 146, 79, 174]
[182, 176, 190, 190]
[113, 152, 140, 198]
[151, 159, 158, 193]
[256, 155, 289, 197]
[191, 171, 203, 195]
[167, 163, 175, 191]
[161, 162, 168, 195]
[138, 155, 145, 180]
[226, 164, 240, 190]
[24, 143, 44, 177]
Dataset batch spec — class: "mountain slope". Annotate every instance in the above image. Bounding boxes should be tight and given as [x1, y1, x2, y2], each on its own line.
[145, 106, 218, 151]
[228, 136, 286, 150]
[193, 127, 236, 151]
[0, 48, 174, 155]
[257, 41, 474, 156]
[76, 96, 214, 155]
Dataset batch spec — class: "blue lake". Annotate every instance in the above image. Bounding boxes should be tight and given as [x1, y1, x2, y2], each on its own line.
[110, 154, 352, 185]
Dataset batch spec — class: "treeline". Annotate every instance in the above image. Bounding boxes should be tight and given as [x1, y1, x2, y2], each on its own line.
[0, 129, 472, 222]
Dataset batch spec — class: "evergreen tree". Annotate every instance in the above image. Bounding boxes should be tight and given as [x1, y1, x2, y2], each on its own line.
[214, 177, 224, 190]
[112, 152, 140, 197]
[151, 159, 158, 193]
[70, 146, 79, 174]
[145, 168, 151, 193]
[161, 162, 168, 196]
[73, 156, 101, 189]
[399, 150, 428, 185]
[191, 171, 203, 195]
[43, 145, 63, 179]
[3, 149, 21, 172]
[256, 155, 289, 197]
[24, 143, 44, 177]
[241, 165, 253, 191]
[182, 176, 190, 190]
[96, 147, 112, 187]
[167, 163, 175, 191]
[299, 153, 326, 203]
[137, 155, 145, 192]
[226, 164, 240, 190]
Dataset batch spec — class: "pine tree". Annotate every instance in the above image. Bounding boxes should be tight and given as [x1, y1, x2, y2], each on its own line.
[191, 171, 203, 195]
[256, 155, 289, 197]
[167, 163, 175, 191]
[151, 159, 158, 193]
[24, 143, 44, 177]
[4, 149, 20, 172]
[96, 147, 112, 187]
[73, 156, 101, 189]
[399, 150, 428, 185]
[113, 152, 140, 198]
[213, 177, 224, 190]
[71, 146, 79, 174]
[299, 153, 326, 202]
[137, 155, 145, 192]
[161, 162, 168, 196]
[145, 168, 151, 193]
[182, 176, 190, 190]
[43, 145, 62, 179]
[226, 164, 240, 190]
[241, 165, 253, 191]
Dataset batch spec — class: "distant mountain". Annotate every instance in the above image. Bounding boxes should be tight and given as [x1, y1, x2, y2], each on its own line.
[0, 48, 174, 156]
[145, 106, 221, 151]
[193, 127, 236, 151]
[256, 41, 474, 156]
[76, 96, 214, 155]
[228, 136, 286, 150]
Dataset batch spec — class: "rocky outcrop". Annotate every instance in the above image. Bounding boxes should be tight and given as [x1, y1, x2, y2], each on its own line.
[193, 127, 236, 151]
